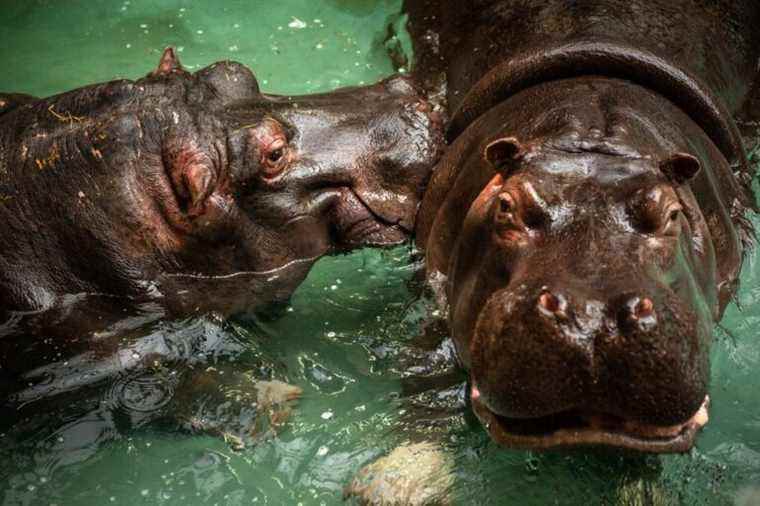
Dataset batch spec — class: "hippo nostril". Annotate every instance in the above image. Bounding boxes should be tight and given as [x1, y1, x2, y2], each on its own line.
[537, 289, 568, 319]
[619, 296, 657, 332]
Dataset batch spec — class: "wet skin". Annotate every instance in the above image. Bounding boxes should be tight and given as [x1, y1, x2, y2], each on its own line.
[406, 0, 760, 452]
[0, 48, 442, 319]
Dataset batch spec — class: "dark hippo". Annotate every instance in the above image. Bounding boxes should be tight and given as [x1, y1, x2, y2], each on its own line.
[402, 0, 760, 453]
[0, 48, 442, 319]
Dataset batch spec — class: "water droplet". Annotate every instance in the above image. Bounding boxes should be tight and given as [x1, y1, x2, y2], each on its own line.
[288, 17, 307, 29]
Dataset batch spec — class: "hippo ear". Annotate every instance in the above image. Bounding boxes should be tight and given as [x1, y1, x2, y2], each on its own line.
[484, 137, 525, 176]
[151, 47, 186, 77]
[164, 141, 215, 217]
[659, 153, 701, 185]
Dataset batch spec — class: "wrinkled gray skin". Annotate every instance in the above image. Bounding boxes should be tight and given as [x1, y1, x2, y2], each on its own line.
[0, 48, 442, 320]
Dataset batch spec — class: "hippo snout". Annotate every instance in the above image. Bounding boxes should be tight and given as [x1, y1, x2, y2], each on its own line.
[469, 280, 709, 429]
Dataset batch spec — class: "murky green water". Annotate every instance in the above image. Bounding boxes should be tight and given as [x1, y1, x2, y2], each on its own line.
[2, 1, 760, 505]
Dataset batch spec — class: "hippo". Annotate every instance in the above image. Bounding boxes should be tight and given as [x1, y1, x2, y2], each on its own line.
[0, 48, 443, 452]
[0, 48, 442, 321]
[348, 1, 760, 502]
[399, 0, 760, 455]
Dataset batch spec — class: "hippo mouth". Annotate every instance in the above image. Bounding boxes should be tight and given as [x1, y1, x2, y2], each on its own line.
[331, 187, 410, 249]
[470, 385, 709, 453]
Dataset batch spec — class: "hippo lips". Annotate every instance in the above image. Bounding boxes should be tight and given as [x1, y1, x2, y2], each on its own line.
[332, 188, 410, 248]
[470, 386, 710, 453]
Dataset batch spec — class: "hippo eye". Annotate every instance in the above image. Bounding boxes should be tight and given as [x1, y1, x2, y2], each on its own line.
[268, 148, 283, 163]
[260, 138, 289, 178]
[668, 209, 679, 222]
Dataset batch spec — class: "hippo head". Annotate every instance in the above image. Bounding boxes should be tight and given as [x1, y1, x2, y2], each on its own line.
[417, 77, 740, 452]
[0, 48, 442, 315]
[141, 49, 442, 312]
[457, 138, 713, 452]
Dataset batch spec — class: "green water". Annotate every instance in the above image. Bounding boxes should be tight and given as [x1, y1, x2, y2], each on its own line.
[2, 1, 760, 505]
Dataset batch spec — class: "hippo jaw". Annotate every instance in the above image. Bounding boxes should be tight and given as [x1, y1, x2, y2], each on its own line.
[470, 388, 709, 453]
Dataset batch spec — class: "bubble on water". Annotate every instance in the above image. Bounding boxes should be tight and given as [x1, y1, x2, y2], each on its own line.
[355, 404, 366, 412]
[139, 23, 147, 28]
[233, 23, 240, 29]
[317, 446, 329, 456]
[27, 485, 35, 492]
[177, 46, 184, 52]
[288, 17, 307, 29]
[229, 45, 239, 52]
[330, 285, 338, 290]
[141, 489, 149, 497]
[287, 306, 294, 312]
[315, 43, 324, 50]
[321, 410, 333, 420]
[196, 29, 204, 35]
[110, 497, 116, 502]
[179, 7, 185, 12]
[326, 331, 336, 338]
[125, 43, 131, 49]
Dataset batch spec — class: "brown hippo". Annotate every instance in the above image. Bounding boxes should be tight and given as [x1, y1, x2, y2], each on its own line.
[348, 1, 760, 502]
[402, 0, 760, 454]
[0, 48, 442, 320]
[0, 48, 442, 449]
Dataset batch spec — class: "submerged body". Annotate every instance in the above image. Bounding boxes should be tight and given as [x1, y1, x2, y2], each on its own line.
[407, 0, 760, 452]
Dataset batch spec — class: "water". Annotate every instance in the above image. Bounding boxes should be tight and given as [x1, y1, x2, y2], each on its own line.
[1, 1, 760, 505]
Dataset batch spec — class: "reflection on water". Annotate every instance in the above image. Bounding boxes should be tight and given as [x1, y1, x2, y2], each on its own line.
[2, 1, 760, 505]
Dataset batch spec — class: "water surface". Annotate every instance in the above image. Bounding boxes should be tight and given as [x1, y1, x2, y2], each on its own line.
[1, 1, 760, 505]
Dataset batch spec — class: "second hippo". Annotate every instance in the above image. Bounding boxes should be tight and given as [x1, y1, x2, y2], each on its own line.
[0, 48, 442, 319]
[406, 0, 760, 453]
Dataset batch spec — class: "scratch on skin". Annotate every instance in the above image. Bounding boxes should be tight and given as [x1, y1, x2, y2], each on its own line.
[48, 104, 85, 123]
[35, 143, 61, 170]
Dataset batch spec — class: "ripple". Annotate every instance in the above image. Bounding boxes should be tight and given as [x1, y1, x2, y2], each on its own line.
[110, 372, 176, 414]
